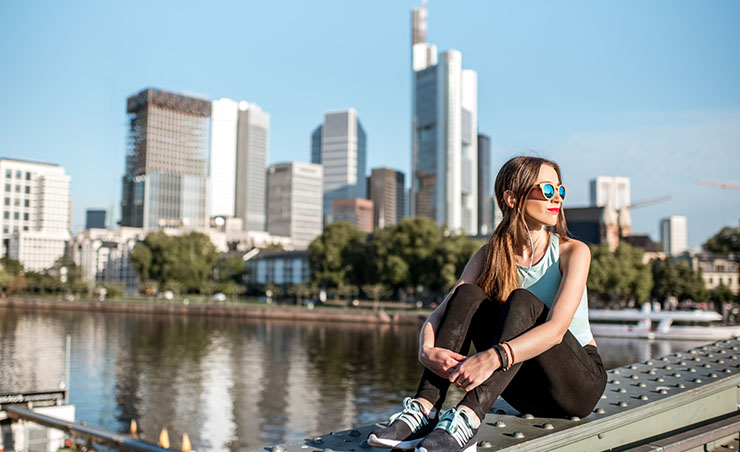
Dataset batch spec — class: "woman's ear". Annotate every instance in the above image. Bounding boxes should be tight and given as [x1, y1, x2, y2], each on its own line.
[503, 190, 517, 209]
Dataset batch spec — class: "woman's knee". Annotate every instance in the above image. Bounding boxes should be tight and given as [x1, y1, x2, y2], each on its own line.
[446, 284, 489, 311]
[504, 289, 542, 314]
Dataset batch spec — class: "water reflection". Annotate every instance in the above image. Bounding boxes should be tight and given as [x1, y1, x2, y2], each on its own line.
[0, 307, 714, 451]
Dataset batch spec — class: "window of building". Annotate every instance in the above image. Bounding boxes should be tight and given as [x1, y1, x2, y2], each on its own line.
[709, 277, 713, 284]
[13, 212, 18, 220]
[25, 186, 30, 194]
[23, 213, 28, 221]
[2, 226, 7, 233]
[14, 185, 20, 193]
[717, 264, 725, 272]
[22, 226, 28, 231]
[3, 198, 8, 206]
[4, 184, 9, 192]
[25, 172, 30, 180]
[15, 170, 21, 178]
[24, 199, 29, 207]
[14, 198, 19, 206]
[3, 211, 8, 220]
[5, 169, 11, 178]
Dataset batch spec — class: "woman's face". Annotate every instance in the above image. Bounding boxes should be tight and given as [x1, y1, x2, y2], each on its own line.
[522, 164, 563, 228]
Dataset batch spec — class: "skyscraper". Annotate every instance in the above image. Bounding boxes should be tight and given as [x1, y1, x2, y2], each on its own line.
[266, 162, 323, 249]
[235, 102, 269, 231]
[368, 168, 405, 230]
[1, 158, 71, 270]
[590, 176, 631, 210]
[660, 216, 688, 256]
[85, 209, 106, 229]
[410, 2, 478, 234]
[332, 198, 374, 234]
[121, 88, 211, 230]
[209, 98, 239, 218]
[311, 109, 367, 223]
[477, 133, 492, 236]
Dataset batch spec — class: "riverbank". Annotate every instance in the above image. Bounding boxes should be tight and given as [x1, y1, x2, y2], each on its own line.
[0, 297, 429, 325]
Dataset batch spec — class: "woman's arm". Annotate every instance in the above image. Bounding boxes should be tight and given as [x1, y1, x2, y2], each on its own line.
[451, 239, 591, 391]
[417, 245, 488, 377]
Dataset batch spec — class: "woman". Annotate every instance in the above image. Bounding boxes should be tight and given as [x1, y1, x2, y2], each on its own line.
[368, 156, 607, 452]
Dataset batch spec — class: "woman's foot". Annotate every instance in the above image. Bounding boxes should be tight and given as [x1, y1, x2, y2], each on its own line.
[367, 397, 438, 449]
[414, 406, 479, 452]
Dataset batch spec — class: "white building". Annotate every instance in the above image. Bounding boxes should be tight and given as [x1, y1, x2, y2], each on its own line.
[0, 158, 71, 271]
[266, 162, 323, 250]
[311, 109, 367, 223]
[409, 3, 478, 234]
[235, 101, 269, 231]
[590, 176, 631, 210]
[71, 227, 146, 292]
[209, 98, 239, 218]
[661, 215, 688, 256]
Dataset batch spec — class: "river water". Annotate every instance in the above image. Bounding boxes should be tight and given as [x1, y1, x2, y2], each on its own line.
[0, 307, 711, 451]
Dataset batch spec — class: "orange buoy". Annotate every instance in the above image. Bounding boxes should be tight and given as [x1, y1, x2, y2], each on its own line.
[130, 419, 138, 438]
[182, 433, 192, 452]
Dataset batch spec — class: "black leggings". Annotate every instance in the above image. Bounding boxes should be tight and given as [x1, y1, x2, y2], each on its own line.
[415, 284, 607, 421]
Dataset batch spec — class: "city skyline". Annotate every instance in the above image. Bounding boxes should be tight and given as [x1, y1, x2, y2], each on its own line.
[1, 1, 739, 247]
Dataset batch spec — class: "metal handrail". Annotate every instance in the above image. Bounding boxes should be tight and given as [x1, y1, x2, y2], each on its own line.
[4, 405, 175, 452]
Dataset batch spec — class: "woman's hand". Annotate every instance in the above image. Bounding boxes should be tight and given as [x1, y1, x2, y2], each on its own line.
[419, 346, 467, 379]
[449, 349, 500, 392]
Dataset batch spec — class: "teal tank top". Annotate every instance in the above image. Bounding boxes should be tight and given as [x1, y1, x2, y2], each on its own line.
[517, 233, 593, 346]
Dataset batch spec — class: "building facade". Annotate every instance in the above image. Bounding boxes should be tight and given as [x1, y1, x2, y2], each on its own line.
[590, 176, 631, 210]
[246, 250, 310, 286]
[0, 158, 71, 271]
[410, 2, 478, 234]
[266, 162, 323, 249]
[235, 102, 269, 231]
[477, 133, 492, 236]
[86, 209, 106, 229]
[332, 198, 374, 234]
[71, 227, 146, 293]
[675, 251, 739, 295]
[209, 98, 239, 218]
[311, 109, 367, 223]
[661, 215, 688, 256]
[120, 88, 211, 230]
[368, 168, 405, 230]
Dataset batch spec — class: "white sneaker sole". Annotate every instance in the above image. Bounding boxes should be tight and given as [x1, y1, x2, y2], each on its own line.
[416, 444, 476, 452]
[367, 433, 425, 450]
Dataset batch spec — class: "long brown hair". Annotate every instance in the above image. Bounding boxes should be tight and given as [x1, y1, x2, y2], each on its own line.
[476, 156, 571, 302]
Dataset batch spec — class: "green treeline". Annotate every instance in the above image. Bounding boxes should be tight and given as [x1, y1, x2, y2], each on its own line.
[1, 224, 738, 306]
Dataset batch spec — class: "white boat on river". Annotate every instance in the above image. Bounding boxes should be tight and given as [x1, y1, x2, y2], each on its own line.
[589, 307, 740, 341]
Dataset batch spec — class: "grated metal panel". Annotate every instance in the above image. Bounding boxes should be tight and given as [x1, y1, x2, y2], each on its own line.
[251, 338, 740, 452]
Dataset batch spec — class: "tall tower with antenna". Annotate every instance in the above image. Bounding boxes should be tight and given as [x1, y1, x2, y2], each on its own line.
[410, 1, 479, 234]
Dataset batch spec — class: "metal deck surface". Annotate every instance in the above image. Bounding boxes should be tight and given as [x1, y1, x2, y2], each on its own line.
[251, 338, 740, 452]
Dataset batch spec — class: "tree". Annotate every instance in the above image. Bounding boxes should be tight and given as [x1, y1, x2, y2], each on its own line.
[130, 231, 219, 293]
[0, 257, 24, 276]
[216, 255, 246, 285]
[308, 222, 366, 290]
[588, 243, 653, 306]
[651, 259, 707, 302]
[703, 226, 740, 254]
[0, 268, 13, 294]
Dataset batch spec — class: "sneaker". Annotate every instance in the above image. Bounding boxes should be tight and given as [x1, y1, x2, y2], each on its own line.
[367, 397, 438, 449]
[415, 407, 478, 452]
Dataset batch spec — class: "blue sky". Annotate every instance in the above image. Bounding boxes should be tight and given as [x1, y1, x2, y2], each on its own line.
[1, 0, 738, 248]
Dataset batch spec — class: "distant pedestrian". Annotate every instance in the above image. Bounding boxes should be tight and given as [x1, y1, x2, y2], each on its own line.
[368, 156, 606, 452]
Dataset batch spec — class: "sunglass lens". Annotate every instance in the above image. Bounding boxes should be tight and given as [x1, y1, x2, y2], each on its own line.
[558, 186, 566, 200]
[542, 184, 555, 199]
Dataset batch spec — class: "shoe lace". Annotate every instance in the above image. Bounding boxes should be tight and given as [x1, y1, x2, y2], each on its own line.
[437, 407, 474, 448]
[388, 397, 429, 432]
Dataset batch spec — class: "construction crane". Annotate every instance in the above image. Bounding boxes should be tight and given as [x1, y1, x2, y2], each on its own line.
[698, 180, 740, 190]
[628, 195, 671, 210]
